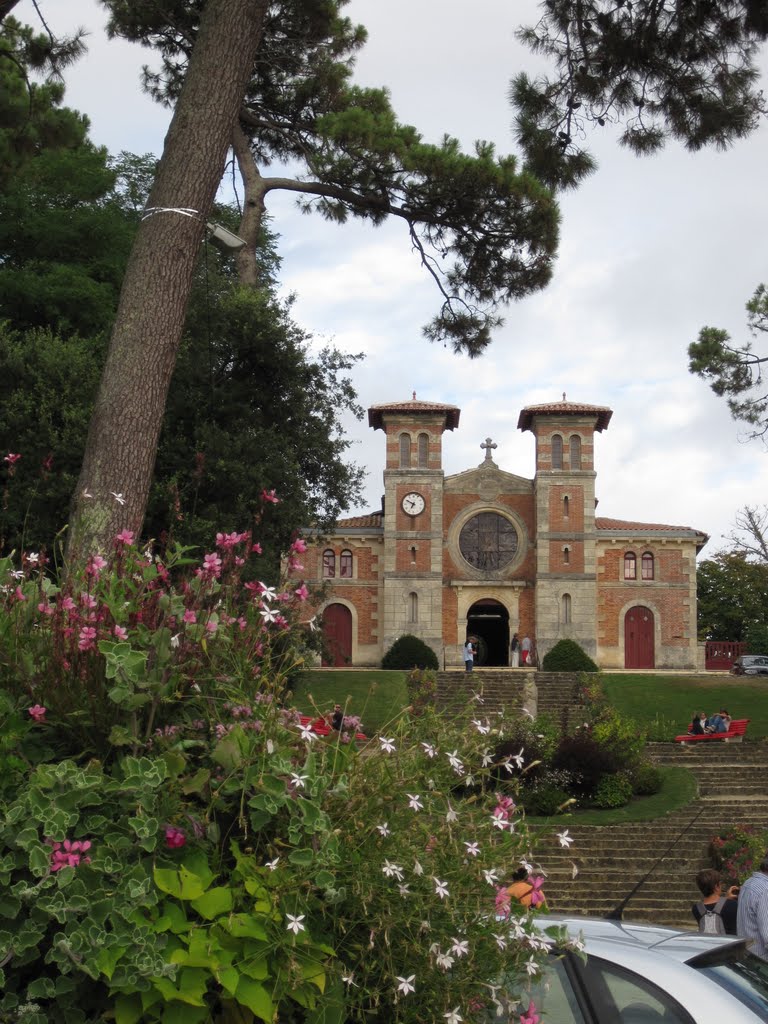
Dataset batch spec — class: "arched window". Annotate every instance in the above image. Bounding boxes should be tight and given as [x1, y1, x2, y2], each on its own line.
[322, 549, 336, 578]
[624, 552, 637, 580]
[562, 593, 572, 624]
[563, 495, 570, 519]
[399, 433, 411, 468]
[551, 434, 563, 470]
[563, 545, 570, 565]
[408, 591, 418, 623]
[570, 434, 582, 470]
[340, 549, 353, 578]
[642, 552, 655, 581]
[418, 432, 429, 468]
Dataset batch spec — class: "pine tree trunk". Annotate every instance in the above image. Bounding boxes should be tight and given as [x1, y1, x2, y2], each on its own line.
[69, 0, 268, 558]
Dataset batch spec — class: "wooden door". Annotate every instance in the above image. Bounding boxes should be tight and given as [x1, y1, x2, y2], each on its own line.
[322, 604, 352, 667]
[624, 606, 654, 668]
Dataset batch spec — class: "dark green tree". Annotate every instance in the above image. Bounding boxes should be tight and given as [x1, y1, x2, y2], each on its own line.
[511, 0, 767, 190]
[697, 551, 768, 641]
[688, 284, 768, 438]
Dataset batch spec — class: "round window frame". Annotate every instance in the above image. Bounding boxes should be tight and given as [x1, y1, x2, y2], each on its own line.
[449, 505, 527, 578]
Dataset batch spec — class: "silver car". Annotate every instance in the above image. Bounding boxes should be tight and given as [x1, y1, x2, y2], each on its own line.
[731, 655, 768, 676]
[526, 916, 768, 1023]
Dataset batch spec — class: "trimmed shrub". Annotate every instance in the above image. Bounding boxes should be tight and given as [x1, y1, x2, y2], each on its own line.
[382, 633, 439, 670]
[541, 639, 599, 672]
[592, 773, 633, 809]
[630, 760, 663, 796]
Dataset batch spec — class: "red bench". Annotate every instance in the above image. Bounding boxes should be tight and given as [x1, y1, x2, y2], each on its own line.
[299, 715, 367, 742]
[674, 718, 749, 744]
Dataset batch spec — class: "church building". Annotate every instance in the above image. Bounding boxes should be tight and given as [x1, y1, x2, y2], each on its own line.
[298, 396, 708, 670]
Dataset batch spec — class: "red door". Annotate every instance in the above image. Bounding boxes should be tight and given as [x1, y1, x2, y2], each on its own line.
[624, 606, 655, 668]
[322, 604, 352, 667]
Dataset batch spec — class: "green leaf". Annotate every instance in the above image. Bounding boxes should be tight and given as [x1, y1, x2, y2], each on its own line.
[161, 1004, 209, 1024]
[226, 914, 268, 941]
[288, 849, 313, 867]
[235, 977, 274, 1022]
[94, 944, 124, 980]
[190, 885, 233, 920]
[154, 867, 182, 899]
[180, 769, 211, 796]
[26, 977, 56, 999]
[114, 993, 143, 1024]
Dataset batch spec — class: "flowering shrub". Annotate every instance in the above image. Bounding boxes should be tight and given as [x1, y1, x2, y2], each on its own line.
[0, 503, 570, 1024]
[709, 825, 767, 885]
[406, 666, 438, 715]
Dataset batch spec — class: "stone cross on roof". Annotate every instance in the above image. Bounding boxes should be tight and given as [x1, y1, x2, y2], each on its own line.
[480, 437, 497, 463]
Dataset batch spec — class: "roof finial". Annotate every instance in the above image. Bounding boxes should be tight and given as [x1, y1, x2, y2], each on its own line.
[412, 390, 416, 400]
[562, 392, 567, 402]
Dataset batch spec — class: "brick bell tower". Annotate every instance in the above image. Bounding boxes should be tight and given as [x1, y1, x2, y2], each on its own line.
[368, 395, 460, 660]
[517, 398, 613, 663]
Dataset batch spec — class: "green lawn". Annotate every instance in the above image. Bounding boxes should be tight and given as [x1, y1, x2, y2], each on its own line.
[291, 670, 408, 734]
[601, 673, 768, 739]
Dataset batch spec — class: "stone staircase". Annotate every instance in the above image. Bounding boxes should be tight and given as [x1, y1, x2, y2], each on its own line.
[537, 741, 768, 929]
[437, 670, 588, 728]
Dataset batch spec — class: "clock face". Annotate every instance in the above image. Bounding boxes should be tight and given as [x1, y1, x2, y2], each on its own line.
[402, 492, 426, 516]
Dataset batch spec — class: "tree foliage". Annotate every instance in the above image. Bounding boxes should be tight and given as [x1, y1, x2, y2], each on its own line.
[688, 283, 768, 437]
[697, 551, 768, 641]
[541, 638, 598, 672]
[99, 0, 560, 357]
[511, 0, 768, 190]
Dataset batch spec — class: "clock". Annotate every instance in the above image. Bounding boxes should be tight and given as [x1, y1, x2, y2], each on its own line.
[401, 492, 425, 516]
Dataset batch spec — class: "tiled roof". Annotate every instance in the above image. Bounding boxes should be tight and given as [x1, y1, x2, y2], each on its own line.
[335, 512, 384, 530]
[596, 517, 708, 538]
[517, 401, 613, 433]
[368, 399, 460, 431]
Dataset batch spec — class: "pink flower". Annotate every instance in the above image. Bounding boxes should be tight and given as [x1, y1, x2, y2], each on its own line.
[261, 488, 279, 504]
[78, 626, 97, 651]
[115, 529, 134, 545]
[520, 1002, 540, 1024]
[495, 886, 511, 919]
[165, 826, 186, 849]
[252, 542, 263, 555]
[528, 876, 546, 907]
[37, 601, 54, 617]
[80, 592, 97, 609]
[85, 554, 108, 578]
[201, 552, 222, 578]
[4, 452, 21, 465]
[113, 625, 128, 640]
[182, 609, 197, 624]
[28, 704, 47, 723]
[13, 586, 26, 602]
[205, 620, 218, 634]
[291, 538, 308, 553]
[215, 531, 248, 549]
[287, 557, 305, 573]
[48, 838, 92, 872]
[294, 583, 309, 601]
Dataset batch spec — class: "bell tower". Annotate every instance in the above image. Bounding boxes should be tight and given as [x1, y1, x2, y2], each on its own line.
[518, 398, 612, 662]
[368, 396, 460, 660]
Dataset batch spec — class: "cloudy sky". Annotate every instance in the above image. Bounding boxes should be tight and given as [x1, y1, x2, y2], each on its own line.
[33, 0, 768, 553]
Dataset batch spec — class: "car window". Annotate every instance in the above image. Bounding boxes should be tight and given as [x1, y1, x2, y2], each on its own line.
[577, 957, 695, 1023]
[697, 951, 768, 1018]
[526, 956, 588, 1023]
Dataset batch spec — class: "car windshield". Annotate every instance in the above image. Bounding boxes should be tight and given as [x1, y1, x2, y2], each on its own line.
[695, 950, 768, 1017]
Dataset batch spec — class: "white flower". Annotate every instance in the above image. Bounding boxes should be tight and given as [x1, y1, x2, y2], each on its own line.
[493, 932, 507, 950]
[170, 633, 180, 649]
[433, 877, 449, 899]
[444, 1009, 463, 1024]
[519, 858, 533, 874]
[26, 552, 40, 565]
[379, 736, 396, 753]
[522, 707, 535, 719]
[407, 793, 423, 811]
[572, 861, 579, 879]
[265, 857, 280, 871]
[376, 822, 391, 837]
[450, 937, 469, 958]
[464, 841, 480, 857]
[525, 956, 539, 976]
[445, 803, 458, 823]
[110, 491, 126, 505]
[510, 920, 527, 941]
[398, 883, 411, 897]
[472, 719, 490, 734]
[266, 739, 274, 754]
[465, 773, 476, 787]
[413, 859, 424, 876]
[395, 975, 416, 996]
[286, 914, 305, 934]
[491, 814, 508, 830]
[568, 935, 586, 953]
[290, 773, 309, 790]
[446, 750, 464, 773]
[342, 971, 358, 987]
[511, 747, 525, 768]
[9, 570, 24, 580]
[436, 952, 455, 970]
[258, 583, 277, 602]
[472, 692, 485, 703]
[298, 723, 317, 742]
[556, 829, 574, 848]
[82, 488, 93, 499]
[483, 869, 499, 885]
[421, 742, 437, 758]
[382, 860, 404, 881]
[259, 605, 279, 623]
[307, 615, 318, 632]
[481, 749, 494, 767]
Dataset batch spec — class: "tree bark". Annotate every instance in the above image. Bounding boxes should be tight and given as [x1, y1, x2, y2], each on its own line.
[69, 0, 268, 558]
[232, 122, 267, 288]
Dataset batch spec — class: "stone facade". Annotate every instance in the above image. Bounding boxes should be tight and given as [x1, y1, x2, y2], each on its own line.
[299, 397, 708, 670]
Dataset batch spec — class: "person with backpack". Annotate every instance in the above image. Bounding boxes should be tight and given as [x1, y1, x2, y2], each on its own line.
[691, 868, 739, 936]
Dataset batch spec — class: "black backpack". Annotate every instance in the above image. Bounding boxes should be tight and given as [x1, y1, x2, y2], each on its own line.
[696, 898, 727, 936]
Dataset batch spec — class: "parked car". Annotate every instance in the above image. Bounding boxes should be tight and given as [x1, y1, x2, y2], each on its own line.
[731, 655, 768, 676]
[520, 916, 768, 1023]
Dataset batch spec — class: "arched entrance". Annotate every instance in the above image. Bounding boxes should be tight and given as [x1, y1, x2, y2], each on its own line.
[322, 604, 352, 666]
[467, 599, 510, 666]
[624, 606, 655, 669]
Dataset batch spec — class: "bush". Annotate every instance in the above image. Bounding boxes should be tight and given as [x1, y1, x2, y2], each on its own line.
[489, 715, 560, 785]
[710, 824, 768, 884]
[541, 639, 599, 673]
[406, 667, 437, 714]
[591, 773, 633, 809]
[520, 769, 576, 816]
[552, 730, 622, 797]
[382, 634, 439, 670]
[630, 760, 663, 796]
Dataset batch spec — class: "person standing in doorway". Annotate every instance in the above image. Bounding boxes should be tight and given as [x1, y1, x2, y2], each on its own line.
[510, 633, 520, 668]
[464, 639, 475, 672]
[521, 635, 532, 666]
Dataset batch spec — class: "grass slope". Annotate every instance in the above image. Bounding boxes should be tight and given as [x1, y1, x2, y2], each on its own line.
[291, 670, 408, 734]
